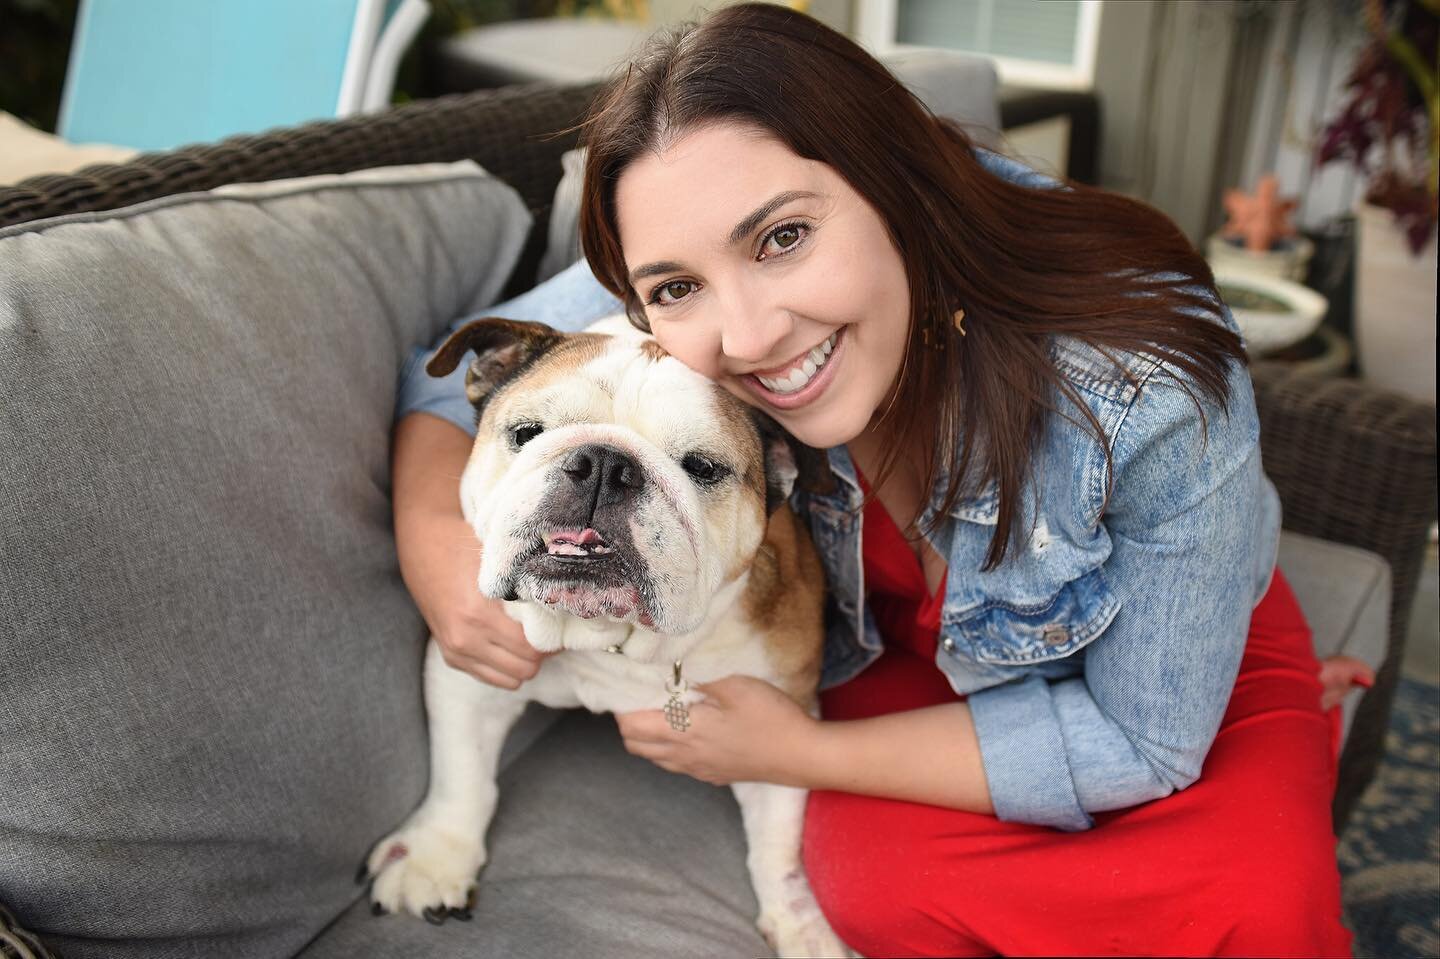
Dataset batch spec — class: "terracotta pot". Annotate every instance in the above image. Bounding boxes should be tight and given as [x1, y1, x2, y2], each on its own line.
[1353, 202, 1437, 404]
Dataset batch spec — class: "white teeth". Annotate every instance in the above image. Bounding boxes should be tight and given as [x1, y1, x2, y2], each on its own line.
[757, 330, 840, 395]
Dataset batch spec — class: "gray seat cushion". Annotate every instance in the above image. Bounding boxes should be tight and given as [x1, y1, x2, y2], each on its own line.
[1276, 529, 1391, 744]
[0, 164, 530, 958]
[300, 711, 768, 959]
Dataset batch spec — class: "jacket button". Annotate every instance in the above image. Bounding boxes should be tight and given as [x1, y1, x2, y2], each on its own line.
[1043, 625, 1070, 646]
[941, 637, 956, 653]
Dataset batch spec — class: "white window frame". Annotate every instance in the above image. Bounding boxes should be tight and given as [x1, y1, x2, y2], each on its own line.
[855, 0, 1103, 90]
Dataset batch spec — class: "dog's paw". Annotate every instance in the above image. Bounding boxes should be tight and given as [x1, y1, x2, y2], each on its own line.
[757, 887, 852, 958]
[362, 818, 485, 923]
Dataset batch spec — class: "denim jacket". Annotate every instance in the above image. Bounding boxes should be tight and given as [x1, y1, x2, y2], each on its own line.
[397, 153, 1282, 833]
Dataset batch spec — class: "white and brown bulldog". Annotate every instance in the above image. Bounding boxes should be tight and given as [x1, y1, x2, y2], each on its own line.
[363, 316, 847, 957]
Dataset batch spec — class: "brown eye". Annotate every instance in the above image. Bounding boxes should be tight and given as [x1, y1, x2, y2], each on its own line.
[759, 222, 809, 259]
[650, 280, 697, 306]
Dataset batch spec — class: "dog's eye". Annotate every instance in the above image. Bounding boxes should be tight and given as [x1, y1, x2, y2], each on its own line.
[511, 423, 544, 448]
[681, 453, 728, 486]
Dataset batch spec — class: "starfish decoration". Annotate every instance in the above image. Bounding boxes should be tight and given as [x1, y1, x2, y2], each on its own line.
[1221, 174, 1299, 252]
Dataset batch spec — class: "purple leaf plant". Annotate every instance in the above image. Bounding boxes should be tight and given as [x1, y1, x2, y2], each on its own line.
[1317, 0, 1439, 254]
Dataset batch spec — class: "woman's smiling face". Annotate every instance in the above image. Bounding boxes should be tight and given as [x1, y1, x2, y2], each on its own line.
[614, 122, 912, 450]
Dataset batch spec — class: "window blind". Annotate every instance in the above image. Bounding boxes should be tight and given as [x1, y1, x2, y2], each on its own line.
[896, 0, 1083, 67]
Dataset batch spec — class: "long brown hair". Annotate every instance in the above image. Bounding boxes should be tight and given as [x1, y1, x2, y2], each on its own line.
[578, 2, 1245, 571]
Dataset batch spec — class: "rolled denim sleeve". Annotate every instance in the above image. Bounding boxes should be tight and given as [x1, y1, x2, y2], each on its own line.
[968, 361, 1281, 831]
[395, 257, 624, 435]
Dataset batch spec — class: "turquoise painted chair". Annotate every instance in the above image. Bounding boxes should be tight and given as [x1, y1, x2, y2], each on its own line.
[58, 0, 428, 151]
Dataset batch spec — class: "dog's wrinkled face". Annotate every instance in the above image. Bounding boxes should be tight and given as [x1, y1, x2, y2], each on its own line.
[427, 318, 798, 644]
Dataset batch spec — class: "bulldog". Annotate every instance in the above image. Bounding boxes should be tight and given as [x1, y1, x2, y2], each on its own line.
[362, 316, 847, 957]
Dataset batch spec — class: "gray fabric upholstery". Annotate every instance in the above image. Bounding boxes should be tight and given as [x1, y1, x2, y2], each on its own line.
[1276, 530, 1391, 745]
[300, 711, 768, 958]
[0, 163, 530, 958]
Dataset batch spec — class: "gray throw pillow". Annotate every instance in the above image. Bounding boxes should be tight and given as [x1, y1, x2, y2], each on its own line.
[0, 163, 530, 958]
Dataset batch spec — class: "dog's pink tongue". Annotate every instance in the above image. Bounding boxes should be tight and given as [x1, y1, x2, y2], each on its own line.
[546, 528, 608, 556]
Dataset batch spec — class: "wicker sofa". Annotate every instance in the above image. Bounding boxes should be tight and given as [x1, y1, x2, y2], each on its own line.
[1, 81, 1435, 955]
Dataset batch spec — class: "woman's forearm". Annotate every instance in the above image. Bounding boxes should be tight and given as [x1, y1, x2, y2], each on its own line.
[801, 703, 995, 814]
[393, 412, 471, 521]
[391, 412, 476, 613]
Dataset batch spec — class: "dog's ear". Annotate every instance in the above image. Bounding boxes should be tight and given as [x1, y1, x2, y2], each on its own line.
[750, 412, 835, 515]
[426, 318, 566, 409]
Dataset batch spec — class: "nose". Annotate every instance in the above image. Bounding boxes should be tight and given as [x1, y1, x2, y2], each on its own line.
[562, 444, 645, 517]
[717, 292, 794, 366]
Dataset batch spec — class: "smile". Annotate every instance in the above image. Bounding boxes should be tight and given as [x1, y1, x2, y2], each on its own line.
[753, 331, 839, 395]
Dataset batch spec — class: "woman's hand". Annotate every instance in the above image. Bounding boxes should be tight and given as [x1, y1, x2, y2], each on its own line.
[616, 675, 816, 787]
[415, 517, 550, 689]
[1317, 655, 1375, 711]
[392, 413, 551, 689]
[623, 672, 996, 812]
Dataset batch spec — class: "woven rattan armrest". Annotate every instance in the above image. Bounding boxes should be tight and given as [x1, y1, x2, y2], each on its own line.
[1250, 360, 1438, 827]
[0, 82, 603, 295]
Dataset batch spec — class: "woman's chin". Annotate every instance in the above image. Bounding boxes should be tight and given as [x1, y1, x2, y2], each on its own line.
[717, 376, 869, 449]
[769, 407, 869, 451]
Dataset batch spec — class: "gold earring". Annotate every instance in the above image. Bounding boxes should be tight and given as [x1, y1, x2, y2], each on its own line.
[953, 308, 967, 337]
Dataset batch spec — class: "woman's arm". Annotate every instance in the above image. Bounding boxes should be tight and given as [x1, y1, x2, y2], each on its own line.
[392, 412, 546, 687]
[963, 362, 1277, 830]
[617, 675, 994, 813]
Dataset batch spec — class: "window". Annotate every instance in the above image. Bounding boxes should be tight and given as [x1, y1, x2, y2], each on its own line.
[855, 0, 1102, 89]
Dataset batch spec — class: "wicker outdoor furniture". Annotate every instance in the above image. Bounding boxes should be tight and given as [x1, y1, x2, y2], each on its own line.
[1, 82, 1434, 831]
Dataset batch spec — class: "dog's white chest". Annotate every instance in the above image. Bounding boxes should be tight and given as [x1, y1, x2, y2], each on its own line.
[524, 652, 669, 713]
[524, 615, 778, 715]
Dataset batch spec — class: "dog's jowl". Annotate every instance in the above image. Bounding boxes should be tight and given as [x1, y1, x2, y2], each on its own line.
[362, 316, 846, 958]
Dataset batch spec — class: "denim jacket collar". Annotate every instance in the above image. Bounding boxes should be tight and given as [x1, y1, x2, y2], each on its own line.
[819, 441, 999, 527]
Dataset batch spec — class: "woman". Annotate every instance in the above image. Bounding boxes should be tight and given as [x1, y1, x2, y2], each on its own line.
[391, 4, 1354, 955]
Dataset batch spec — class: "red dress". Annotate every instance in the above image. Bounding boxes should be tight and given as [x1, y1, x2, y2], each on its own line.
[801, 477, 1353, 958]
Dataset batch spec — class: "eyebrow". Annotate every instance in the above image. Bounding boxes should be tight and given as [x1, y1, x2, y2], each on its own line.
[626, 189, 821, 285]
[726, 190, 819, 246]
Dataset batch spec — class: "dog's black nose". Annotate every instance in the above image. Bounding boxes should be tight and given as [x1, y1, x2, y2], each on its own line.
[562, 444, 644, 511]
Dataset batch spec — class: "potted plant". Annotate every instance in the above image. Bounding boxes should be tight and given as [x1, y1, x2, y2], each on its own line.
[1213, 268, 1332, 361]
[1207, 173, 1316, 282]
[1317, 0, 1438, 403]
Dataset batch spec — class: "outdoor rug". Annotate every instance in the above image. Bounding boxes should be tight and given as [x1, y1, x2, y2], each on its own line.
[1338, 675, 1440, 958]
